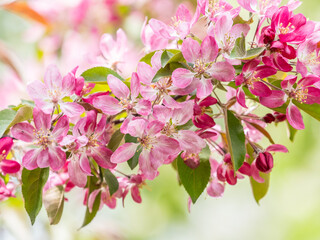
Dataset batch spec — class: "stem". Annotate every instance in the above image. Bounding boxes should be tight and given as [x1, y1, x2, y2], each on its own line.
[260, 79, 283, 91]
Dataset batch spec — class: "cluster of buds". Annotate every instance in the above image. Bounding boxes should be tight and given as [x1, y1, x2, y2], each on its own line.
[0, 0, 319, 226]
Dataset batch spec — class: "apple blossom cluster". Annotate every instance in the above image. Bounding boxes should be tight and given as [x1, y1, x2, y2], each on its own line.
[0, 0, 320, 226]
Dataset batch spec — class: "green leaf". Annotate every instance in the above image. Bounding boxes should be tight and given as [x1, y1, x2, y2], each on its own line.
[246, 144, 270, 204]
[232, 15, 254, 25]
[43, 186, 64, 225]
[161, 50, 175, 67]
[224, 109, 246, 171]
[152, 62, 186, 83]
[177, 154, 211, 203]
[241, 47, 265, 60]
[286, 120, 298, 142]
[160, 49, 184, 67]
[230, 34, 246, 59]
[81, 176, 101, 228]
[102, 169, 119, 196]
[81, 66, 124, 84]
[107, 129, 124, 152]
[198, 145, 211, 162]
[176, 119, 194, 130]
[139, 51, 156, 65]
[0, 108, 17, 137]
[230, 34, 265, 60]
[5, 105, 33, 135]
[22, 168, 49, 225]
[127, 147, 142, 170]
[124, 134, 138, 143]
[293, 100, 320, 122]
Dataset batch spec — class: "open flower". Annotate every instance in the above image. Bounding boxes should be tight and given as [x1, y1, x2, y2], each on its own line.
[93, 73, 151, 116]
[172, 36, 235, 98]
[61, 110, 115, 187]
[27, 65, 84, 117]
[11, 108, 69, 171]
[111, 118, 180, 180]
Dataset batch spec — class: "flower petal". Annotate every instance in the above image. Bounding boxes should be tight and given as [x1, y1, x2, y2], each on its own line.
[287, 102, 304, 130]
[11, 123, 36, 142]
[110, 143, 138, 163]
[93, 95, 122, 115]
[107, 75, 130, 99]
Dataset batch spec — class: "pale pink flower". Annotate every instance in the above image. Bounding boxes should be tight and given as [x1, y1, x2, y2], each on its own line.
[27, 65, 84, 117]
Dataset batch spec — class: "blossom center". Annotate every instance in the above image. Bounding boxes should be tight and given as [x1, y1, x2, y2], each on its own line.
[278, 22, 295, 35]
[138, 135, 155, 150]
[48, 88, 62, 104]
[0, 150, 7, 161]
[292, 88, 308, 103]
[34, 128, 51, 149]
[161, 122, 177, 136]
[194, 59, 211, 75]
[119, 97, 134, 111]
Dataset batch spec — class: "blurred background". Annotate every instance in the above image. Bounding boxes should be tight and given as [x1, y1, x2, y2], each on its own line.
[0, 0, 320, 239]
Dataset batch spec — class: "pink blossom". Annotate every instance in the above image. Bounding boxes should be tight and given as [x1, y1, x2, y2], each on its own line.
[271, 6, 315, 44]
[0, 137, 20, 174]
[172, 36, 235, 98]
[111, 118, 180, 180]
[237, 0, 281, 18]
[0, 178, 15, 201]
[61, 111, 115, 187]
[153, 101, 206, 153]
[11, 108, 69, 171]
[93, 73, 151, 116]
[192, 96, 217, 129]
[198, 0, 239, 22]
[149, 4, 197, 40]
[27, 65, 85, 118]
[235, 59, 276, 103]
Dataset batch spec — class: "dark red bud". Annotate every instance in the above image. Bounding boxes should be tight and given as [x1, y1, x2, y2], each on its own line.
[263, 113, 276, 123]
[274, 112, 286, 122]
[262, 27, 275, 44]
[256, 152, 274, 172]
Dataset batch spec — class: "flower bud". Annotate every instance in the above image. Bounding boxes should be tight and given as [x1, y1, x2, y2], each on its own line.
[274, 112, 286, 122]
[261, 27, 275, 44]
[263, 113, 276, 123]
[255, 152, 274, 173]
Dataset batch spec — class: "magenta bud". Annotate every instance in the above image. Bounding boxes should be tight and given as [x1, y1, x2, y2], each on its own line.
[263, 113, 276, 123]
[274, 112, 286, 122]
[262, 27, 275, 44]
[256, 152, 274, 173]
[0, 159, 21, 174]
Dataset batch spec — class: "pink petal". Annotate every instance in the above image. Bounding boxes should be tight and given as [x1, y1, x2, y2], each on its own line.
[27, 81, 48, 101]
[200, 36, 218, 62]
[251, 162, 265, 183]
[59, 102, 84, 118]
[214, 13, 233, 44]
[207, 179, 224, 197]
[0, 159, 20, 174]
[135, 99, 152, 116]
[236, 87, 247, 108]
[250, 82, 272, 97]
[48, 146, 66, 171]
[44, 65, 62, 89]
[287, 102, 304, 130]
[154, 135, 180, 156]
[51, 115, 69, 142]
[88, 189, 101, 212]
[107, 75, 130, 99]
[79, 153, 92, 175]
[172, 68, 194, 88]
[33, 108, 51, 132]
[139, 149, 158, 180]
[93, 95, 122, 115]
[137, 62, 155, 85]
[127, 118, 148, 137]
[177, 130, 206, 153]
[90, 146, 116, 169]
[131, 185, 142, 203]
[181, 37, 201, 63]
[140, 85, 157, 101]
[0, 137, 13, 157]
[172, 101, 194, 125]
[266, 144, 288, 153]
[146, 120, 164, 136]
[37, 148, 50, 169]
[22, 149, 40, 170]
[196, 77, 213, 98]
[110, 143, 138, 163]
[62, 73, 75, 96]
[11, 123, 36, 142]
[68, 157, 88, 188]
[130, 72, 140, 100]
[260, 90, 286, 108]
[153, 105, 172, 123]
[209, 62, 235, 82]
